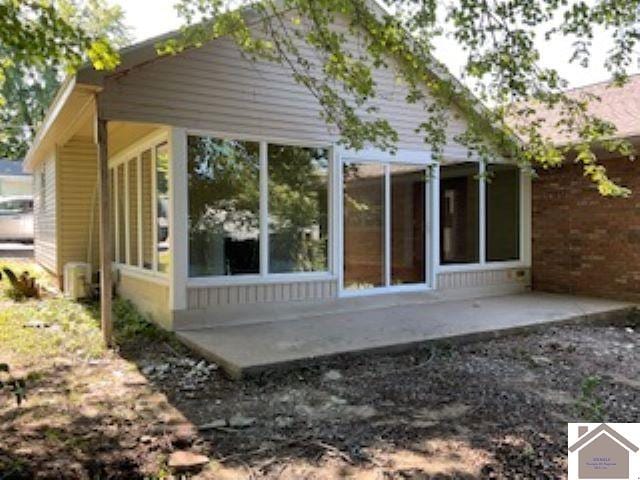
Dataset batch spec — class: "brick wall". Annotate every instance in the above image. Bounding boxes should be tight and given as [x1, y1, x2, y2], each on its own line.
[532, 157, 640, 301]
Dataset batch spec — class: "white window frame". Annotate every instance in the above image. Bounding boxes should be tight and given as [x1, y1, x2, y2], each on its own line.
[185, 129, 336, 288]
[337, 147, 438, 297]
[108, 128, 171, 282]
[436, 159, 530, 274]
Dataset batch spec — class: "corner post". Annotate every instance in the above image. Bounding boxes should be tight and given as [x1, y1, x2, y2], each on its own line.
[169, 127, 188, 312]
[95, 99, 112, 346]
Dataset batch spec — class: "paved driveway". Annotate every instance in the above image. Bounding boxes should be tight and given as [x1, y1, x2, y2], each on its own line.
[0, 242, 34, 258]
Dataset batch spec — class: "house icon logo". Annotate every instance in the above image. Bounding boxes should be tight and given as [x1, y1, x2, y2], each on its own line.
[568, 423, 640, 479]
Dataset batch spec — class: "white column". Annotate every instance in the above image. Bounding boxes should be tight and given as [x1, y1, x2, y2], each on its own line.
[169, 127, 188, 311]
[430, 163, 440, 289]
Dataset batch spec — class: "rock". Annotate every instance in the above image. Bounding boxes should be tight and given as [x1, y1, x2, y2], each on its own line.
[139, 435, 154, 444]
[168, 451, 209, 471]
[625, 327, 635, 334]
[141, 365, 155, 376]
[275, 415, 294, 428]
[174, 424, 197, 446]
[228, 414, 256, 429]
[199, 419, 227, 431]
[345, 405, 377, 419]
[530, 355, 552, 366]
[324, 369, 343, 381]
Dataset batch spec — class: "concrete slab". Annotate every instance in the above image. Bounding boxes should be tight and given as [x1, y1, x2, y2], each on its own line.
[176, 292, 635, 379]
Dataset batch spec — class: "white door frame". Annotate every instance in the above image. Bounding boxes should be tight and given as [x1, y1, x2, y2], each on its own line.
[336, 147, 438, 297]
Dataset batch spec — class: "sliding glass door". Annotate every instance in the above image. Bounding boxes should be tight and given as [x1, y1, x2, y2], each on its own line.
[342, 160, 430, 293]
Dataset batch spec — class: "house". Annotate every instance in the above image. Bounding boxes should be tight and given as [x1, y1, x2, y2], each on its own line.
[569, 424, 639, 479]
[23, 2, 531, 332]
[532, 75, 640, 301]
[0, 159, 32, 197]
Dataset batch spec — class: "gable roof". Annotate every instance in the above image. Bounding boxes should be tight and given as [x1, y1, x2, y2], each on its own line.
[24, 0, 505, 171]
[0, 159, 28, 176]
[569, 424, 639, 453]
[529, 74, 640, 146]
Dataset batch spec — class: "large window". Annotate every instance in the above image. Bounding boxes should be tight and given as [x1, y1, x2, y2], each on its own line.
[486, 164, 520, 261]
[439, 162, 520, 265]
[109, 138, 170, 275]
[187, 135, 330, 278]
[440, 163, 479, 264]
[188, 137, 260, 277]
[268, 145, 329, 274]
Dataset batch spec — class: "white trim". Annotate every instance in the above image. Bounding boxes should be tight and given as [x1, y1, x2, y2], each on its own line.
[339, 147, 435, 165]
[136, 155, 143, 268]
[435, 161, 530, 274]
[430, 164, 440, 288]
[169, 127, 188, 310]
[114, 165, 120, 263]
[338, 155, 433, 297]
[187, 272, 336, 288]
[384, 164, 391, 287]
[108, 129, 170, 168]
[186, 128, 331, 149]
[479, 160, 487, 265]
[124, 161, 131, 265]
[151, 145, 159, 272]
[259, 141, 269, 277]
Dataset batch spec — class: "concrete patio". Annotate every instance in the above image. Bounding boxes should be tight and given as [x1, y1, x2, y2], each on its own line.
[176, 292, 635, 379]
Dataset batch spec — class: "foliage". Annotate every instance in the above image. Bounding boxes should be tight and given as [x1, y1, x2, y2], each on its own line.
[112, 297, 175, 344]
[0, 0, 128, 158]
[574, 375, 605, 422]
[165, 0, 640, 196]
[0, 363, 26, 406]
[0, 267, 40, 300]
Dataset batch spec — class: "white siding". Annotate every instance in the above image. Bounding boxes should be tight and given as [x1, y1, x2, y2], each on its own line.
[437, 267, 531, 298]
[98, 19, 470, 158]
[187, 279, 338, 310]
[34, 153, 58, 274]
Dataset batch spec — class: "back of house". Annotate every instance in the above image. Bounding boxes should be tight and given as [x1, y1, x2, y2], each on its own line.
[24, 4, 531, 330]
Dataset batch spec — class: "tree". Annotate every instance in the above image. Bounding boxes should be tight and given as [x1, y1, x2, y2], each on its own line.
[164, 0, 640, 196]
[0, 0, 125, 159]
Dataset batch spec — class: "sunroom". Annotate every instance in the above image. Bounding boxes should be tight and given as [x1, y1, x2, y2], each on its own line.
[103, 124, 530, 331]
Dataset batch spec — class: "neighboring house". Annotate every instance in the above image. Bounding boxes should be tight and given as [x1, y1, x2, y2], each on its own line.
[532, 75, 640, 301]
[0, 159, 32, 197]
[569, 424, 639, 479]
[23, 2, 531, 330]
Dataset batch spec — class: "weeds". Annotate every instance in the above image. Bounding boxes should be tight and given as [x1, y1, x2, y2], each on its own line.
[574, 375, 605, 421]
[0, 363, 26, 405]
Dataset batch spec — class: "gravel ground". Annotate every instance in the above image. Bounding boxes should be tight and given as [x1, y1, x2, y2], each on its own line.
[1, 303, 639, 479]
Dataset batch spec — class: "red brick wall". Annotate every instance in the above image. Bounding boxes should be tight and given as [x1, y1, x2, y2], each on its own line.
[532, 157, 640, 301]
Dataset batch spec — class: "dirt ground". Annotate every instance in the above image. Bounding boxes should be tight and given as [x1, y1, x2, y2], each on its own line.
[1, 267, 639, 478]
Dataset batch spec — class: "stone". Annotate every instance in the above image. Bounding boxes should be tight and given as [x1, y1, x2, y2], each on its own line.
[174, 424, 197, 445]
[625, 327, 635, 334]
[139, 435, 154, 444]
[168, 451, 209, 470]
[530, 355, 552, 366]
[275, 415, 294, 428]
[324, 369, 343, 381]
[199, 419, 227, 431]
[228, 414, 256, 429]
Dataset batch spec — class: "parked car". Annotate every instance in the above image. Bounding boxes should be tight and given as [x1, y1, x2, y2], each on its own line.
[0, 196, 34, 242]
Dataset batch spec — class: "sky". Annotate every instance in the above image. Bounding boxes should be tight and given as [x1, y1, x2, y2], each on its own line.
[111, 0, 639, 89]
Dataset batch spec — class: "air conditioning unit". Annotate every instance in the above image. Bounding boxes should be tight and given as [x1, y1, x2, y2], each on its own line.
[64, 262, 91, 300]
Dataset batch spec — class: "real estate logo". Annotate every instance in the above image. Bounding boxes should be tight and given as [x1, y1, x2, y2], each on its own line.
[568, 423, 640, 480]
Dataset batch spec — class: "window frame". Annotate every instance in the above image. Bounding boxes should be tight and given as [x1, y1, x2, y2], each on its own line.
[108, 129, 170, 280]
[436, 159, 528, 273]
[337, 148, 438, 297]
[185, 130, 335, 287]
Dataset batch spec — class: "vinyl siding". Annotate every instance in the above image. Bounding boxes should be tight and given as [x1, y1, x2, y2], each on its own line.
[57, 138, 99, 273]
[98, 17, 470, 158]
[187, 279, 338, 310]
[118, 271, 172, 330]
[34, 153, 58, 274]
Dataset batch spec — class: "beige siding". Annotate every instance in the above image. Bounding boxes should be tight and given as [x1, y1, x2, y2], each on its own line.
[118, 271, 172, 330]
[57, 138, 99, 273]
[34, 153, 58, 274]
[437, 267, 531, 298]
[99, 19, 469, 158]
[187, 279, 338, 310]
